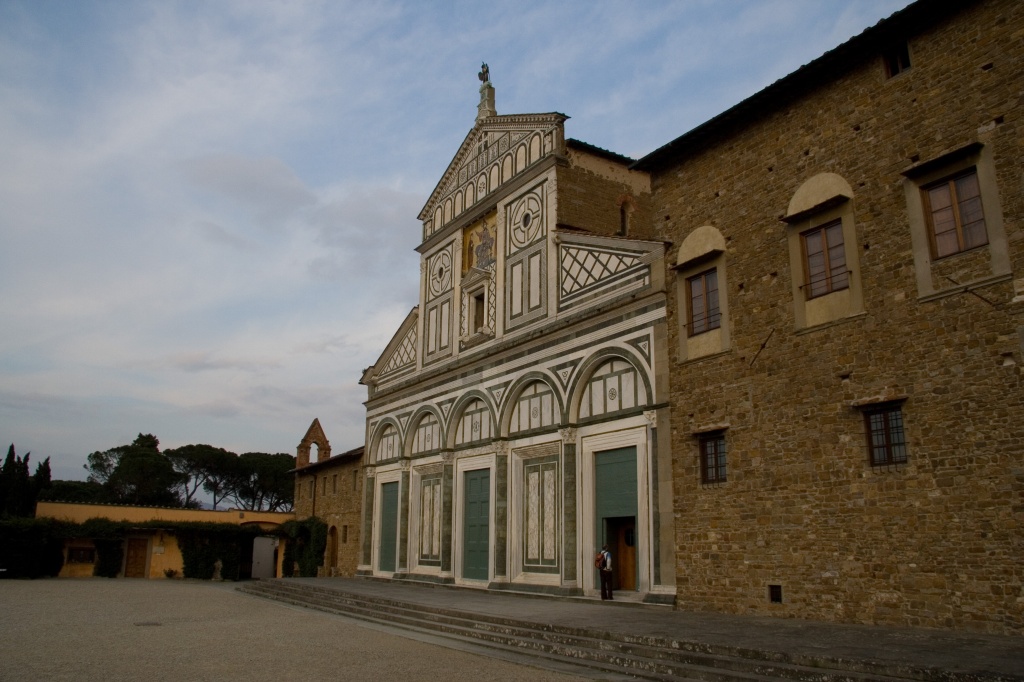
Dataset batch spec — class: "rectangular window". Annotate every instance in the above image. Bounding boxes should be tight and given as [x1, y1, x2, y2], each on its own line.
[801, 220, 848, 299]
[686, 269, 720, 336]
[699, 431, 727, 484]
[332, 474, 337, 494]
[884, 41, 911, 78]
[864, 403, 908, 466]
[308, 480, 314, 498]
[923, 168, 988, 258]
[342, 525, 348, 543]
[67, 547, 96, 563]
[472, 292, 485, 332]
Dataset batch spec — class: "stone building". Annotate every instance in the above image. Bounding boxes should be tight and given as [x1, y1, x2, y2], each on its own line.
[293, 418, 363, 576]
[357, 72, 676, 600]
[633, 0, 1023, 633]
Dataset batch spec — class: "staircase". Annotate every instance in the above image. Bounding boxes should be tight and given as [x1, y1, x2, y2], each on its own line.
[236, 580, 947, 682]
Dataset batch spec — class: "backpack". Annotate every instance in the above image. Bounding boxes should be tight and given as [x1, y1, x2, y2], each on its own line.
[594, 551, 605, 569]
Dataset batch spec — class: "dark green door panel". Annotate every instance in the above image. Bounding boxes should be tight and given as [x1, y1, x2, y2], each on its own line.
[379, 481, 399, 572]
[463, 469, 490, 580]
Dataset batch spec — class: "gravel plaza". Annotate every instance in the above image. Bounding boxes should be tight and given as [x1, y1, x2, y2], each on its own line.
[0, 579, 592, 682]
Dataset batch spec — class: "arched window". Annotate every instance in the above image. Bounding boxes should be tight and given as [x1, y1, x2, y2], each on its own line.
[375, 424, 399, 463]
[510, 381, 558, 433]
[454, 398, 493, 446]
[579, 359, 646, 420]
[410, 413, 441, 455]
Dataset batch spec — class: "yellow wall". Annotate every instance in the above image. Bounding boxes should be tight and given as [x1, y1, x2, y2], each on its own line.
[37, 502, 294, 579]
[37, 501, 292, 528]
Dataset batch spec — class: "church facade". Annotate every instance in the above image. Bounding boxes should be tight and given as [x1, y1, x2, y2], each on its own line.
[357, 78, 675, 600]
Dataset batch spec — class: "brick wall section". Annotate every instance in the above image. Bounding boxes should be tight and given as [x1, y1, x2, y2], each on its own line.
[556, 153, 653, 240]
[647, 0, 1023, 633]
[295, 460, 363, 577]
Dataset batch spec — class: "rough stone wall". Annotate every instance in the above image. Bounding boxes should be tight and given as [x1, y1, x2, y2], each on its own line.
[295, 461, 363, 577]
[556, 154, 653, 240]
[650, 0, 1023, 633]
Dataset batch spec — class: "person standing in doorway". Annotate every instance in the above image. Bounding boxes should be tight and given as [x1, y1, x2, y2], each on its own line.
[599, 544, 613, 600]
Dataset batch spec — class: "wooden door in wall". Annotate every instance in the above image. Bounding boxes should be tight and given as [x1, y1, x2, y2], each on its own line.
[379, 482, 399, 573]
[606, 517, 637, 591]
[463, 469, 490, 580]
[124, 538, 148, 578]
[595, 447, 638, 592]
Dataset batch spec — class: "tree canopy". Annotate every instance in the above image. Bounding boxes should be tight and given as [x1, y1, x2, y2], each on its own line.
[229, 453, 294, 512]
[0, 445, 52, 517]
[84, 434, 184, 507]
[164, 444, 237, 509]
[72, 435, 295, 511]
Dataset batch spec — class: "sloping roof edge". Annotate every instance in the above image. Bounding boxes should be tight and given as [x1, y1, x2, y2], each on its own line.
[291, 445, 364, 474]
[632, 0, 979, 171]
[567, 138, 635, 165]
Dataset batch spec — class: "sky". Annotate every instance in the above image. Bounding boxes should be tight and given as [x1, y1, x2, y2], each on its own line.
[0, 0, 912, 482]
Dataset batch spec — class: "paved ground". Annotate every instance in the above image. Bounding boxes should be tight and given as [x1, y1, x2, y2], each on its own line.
[282, 577, 1024, 680]
[3, 578, 1022, 682]
[0, 579, 590, 682]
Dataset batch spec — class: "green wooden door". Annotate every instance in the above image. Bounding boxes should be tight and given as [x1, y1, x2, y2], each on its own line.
[595, 447, 638, 527]
[378, 481, 399, 573]
[595, 447, 638, 589]
[463, 469, 490, 580]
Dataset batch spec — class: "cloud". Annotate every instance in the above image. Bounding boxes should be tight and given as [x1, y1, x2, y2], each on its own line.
[179, 154, 317, 230]
[194, 220, 255, 251]
[165, 351, 282, 374]
[0, 0, 913, 480]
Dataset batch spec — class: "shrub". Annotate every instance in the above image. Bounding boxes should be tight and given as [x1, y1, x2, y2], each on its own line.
[93, 539, 124, 578]
[278, 517, 327, 577]
[0, 518, 66, 578]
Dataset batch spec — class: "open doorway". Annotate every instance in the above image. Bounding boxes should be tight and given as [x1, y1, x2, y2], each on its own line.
[604, 516, 636, 591]
[595, 447, 638, 593]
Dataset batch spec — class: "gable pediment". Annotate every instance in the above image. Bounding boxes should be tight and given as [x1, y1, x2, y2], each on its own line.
[362, 307, 419, 388]
[418, 113, 567, 242]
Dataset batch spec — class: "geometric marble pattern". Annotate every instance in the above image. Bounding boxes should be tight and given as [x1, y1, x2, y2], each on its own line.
[379, 327, 417, 378]
[625, 334, 652, 366]
[560, 245, 642, 297]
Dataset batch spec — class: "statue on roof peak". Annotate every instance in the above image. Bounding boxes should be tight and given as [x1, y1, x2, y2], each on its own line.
[478, 62, 490, 84]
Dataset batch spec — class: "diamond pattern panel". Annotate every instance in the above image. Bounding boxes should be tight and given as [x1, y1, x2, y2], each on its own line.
[561, 246, 642, 296]
[380, 327, 417, 377]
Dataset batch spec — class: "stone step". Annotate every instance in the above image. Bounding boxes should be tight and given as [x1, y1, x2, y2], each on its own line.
[235, 581, 918, 682]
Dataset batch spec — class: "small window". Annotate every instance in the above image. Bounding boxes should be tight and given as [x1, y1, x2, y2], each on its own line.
[473, 292, 485, 332]
[699, 431, 727, 484]
[308, 480, 314, 498]
[923, 168, 988, 259]
[342, 525, 349, 544]
[801, 219, 848, 299]
[321, 477, 327, 495]
[687, 269, 721, 336]
[68, 547, 96, 564]
[864, 403, 908, 466]
[884, 41, 911, 78]
[332, 474, 338, 494]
